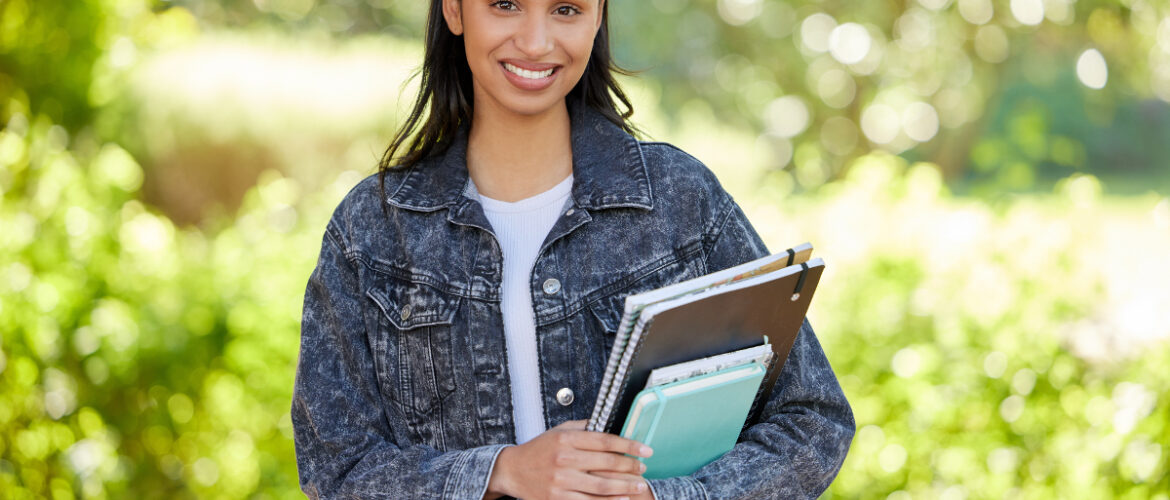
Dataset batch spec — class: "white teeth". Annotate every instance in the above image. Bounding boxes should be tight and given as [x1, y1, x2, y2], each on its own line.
[504, 62, 555, 80]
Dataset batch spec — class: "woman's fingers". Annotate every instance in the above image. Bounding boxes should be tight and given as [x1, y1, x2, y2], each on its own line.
[556, 419, 589, 430]
[554, 469, 648, 497]
[591, 470, 647, 482]
[551, 420, 653, 459]
[563, 429, 654, 458]
[553, 448, 647, 474]
[591, 470, 652, 497]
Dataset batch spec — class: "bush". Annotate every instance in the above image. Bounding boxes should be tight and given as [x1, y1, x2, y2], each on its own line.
[0, 110, 361, 499]
[744, 155, 1170, 498]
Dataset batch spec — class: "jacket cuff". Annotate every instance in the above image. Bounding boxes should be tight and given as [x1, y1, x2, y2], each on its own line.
[442, 444, 512, 500]
[648, 476, 708, 500]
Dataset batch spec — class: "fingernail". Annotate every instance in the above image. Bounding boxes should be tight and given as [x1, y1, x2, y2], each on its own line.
[636, 482, 647, 492]
[640, 445, 653, 457]
[639, 462, 647, 473]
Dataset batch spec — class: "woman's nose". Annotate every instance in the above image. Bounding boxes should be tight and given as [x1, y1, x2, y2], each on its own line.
[514, 15, 555, 58]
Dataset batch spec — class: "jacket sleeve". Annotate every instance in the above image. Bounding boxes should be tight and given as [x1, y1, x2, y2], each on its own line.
[647, 194, 855, 500]
[292, 223, 508, 500]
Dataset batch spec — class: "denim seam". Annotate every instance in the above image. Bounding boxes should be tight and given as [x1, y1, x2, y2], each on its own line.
[701, 195, 738, 267]
[324, 221, 350, 258]
[634, 139, 653, 204]
[441, 447, 473, 498]
[351, 253, 476, 300]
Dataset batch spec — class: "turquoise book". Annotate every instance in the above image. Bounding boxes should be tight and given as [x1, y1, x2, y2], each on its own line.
[618, 361, 767, 479]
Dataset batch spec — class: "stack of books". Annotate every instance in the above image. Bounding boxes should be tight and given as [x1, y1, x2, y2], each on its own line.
[586, 243, 824, 479]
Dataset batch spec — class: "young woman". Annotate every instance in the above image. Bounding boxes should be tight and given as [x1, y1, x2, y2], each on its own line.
[291, 1, 854, 499]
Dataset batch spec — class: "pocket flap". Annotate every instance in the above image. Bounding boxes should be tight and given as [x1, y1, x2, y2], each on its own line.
[588, 293, 625, 336]
[367, 276, 459, 331]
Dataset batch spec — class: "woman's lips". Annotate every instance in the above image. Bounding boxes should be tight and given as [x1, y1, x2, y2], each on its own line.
[499, 61, 561, 91]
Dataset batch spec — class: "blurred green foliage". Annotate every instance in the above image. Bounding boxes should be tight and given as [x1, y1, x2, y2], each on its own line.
[0, 108, 318, 498]
[2, 0, 1169, 498]
[789, 155, 1170, 498]
[159, 0, 1170, 193]
[0, 0, 184, 130]
[0, 0, 107, 129]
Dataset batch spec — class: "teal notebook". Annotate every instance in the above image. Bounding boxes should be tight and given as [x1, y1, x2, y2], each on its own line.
[619, 361, 767, 479]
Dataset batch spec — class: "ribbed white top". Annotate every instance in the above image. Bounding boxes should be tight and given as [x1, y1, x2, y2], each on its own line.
[466, 174, 574, 444]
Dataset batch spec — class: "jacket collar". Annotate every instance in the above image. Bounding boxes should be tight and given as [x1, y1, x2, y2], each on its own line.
[384, 101, 653, 212]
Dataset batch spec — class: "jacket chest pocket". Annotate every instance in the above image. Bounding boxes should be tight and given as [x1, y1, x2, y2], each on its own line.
[366, 272, 460, 424]
[585, 247, 707, 351]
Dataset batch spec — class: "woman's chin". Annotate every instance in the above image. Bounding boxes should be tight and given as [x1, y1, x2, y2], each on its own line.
[483, 94, 571, 120]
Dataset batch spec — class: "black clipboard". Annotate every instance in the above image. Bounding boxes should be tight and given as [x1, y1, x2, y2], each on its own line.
[602, 260, 824, 434]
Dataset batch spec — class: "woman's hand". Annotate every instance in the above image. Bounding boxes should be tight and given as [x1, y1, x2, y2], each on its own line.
[484, 420, 653, 500]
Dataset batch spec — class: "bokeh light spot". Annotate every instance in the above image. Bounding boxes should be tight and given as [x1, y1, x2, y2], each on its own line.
[1120, 439, 1162, 482]
[65, 206, 92, 238]
[168, 393, 195, 425]
[717, 0, 763, 26]
[999, 395, 1025, 422]
[192, 457, 220, 486]
[1011, 369, 1037, 396]
[958, 0, 994, 25]
[1158, 17, 1170, 53]
[916, 0, 952, 11]
[1076, 48, 1108, 89]
[801, 13, 837, 53]
[1044, 0, 1074, 25]
[988, 447, 1021, 473]
[902, 102, 940, 142]
[974, 25, 1010, 63]
[861, 104, 900, 144]
[984, 351, 1008, 378]
[879, 444, 908, 473]
[829, 23, 872, 65]
[6, 262, 33, 293]
[817, 69, 857, 109]
[1010, 0, 1045, 26]
[764, 96, 811, 138]
[895, 9, 936, 52]
[891, 347, 922, 378]
[1111, 382, 1155, 435]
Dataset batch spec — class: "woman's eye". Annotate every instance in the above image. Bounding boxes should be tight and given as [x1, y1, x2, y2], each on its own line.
[554, 5, 581, 16]
[491, 1, 518, 11]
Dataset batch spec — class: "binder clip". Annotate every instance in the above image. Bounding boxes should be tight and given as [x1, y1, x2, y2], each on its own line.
[791, 262, 809, 302]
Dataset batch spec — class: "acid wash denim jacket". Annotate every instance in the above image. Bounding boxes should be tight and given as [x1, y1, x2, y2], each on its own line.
[292, 103, 855, 500]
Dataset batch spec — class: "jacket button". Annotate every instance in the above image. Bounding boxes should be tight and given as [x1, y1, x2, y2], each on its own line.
[400, 304, 412, 321]
[542, 278, 561, 295]
[556, 387, 575, 406]
[565, 208, 575, 216]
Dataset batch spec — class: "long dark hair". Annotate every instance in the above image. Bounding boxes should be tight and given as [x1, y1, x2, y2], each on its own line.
[377, 0, 637, 203]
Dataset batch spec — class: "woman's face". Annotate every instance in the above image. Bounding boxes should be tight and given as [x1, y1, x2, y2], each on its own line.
[442, 0, 604, 119]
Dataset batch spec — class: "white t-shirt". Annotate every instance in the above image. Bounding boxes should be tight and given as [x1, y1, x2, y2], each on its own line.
[466, 174, 574, 444]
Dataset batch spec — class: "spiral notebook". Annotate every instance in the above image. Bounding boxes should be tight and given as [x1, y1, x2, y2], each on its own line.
[586, 244, 824, 435]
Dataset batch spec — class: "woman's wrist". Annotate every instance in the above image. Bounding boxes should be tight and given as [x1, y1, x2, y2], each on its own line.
[483, 445, 518, 499]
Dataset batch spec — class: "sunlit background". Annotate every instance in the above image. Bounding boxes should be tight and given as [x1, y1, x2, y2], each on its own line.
[2, 0, 1169, 498]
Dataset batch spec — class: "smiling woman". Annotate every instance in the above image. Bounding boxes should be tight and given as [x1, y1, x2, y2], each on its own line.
[291, 1, 854, 499]
[445, 0, 599, 113]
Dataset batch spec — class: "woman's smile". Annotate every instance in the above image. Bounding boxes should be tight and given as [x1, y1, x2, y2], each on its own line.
[500, 60, 561, 91]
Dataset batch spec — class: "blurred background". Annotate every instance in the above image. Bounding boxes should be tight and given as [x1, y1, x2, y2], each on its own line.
[2, 0, 1169, 498]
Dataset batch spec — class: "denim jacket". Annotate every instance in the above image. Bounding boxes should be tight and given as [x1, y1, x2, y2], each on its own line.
[292, 103, 855, 499]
